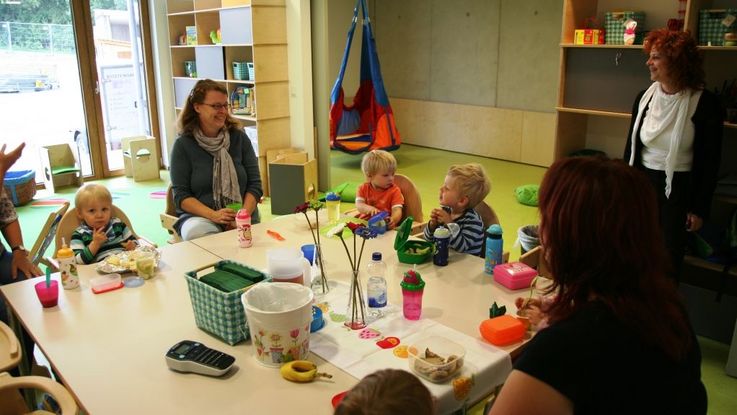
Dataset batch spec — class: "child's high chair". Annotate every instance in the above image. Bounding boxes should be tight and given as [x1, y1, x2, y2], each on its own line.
[0, 321, 78, 414]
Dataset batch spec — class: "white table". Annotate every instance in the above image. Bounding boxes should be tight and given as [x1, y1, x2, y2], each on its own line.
[2, 218, 532, 414]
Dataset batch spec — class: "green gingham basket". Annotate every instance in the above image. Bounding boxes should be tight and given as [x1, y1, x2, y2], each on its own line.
[605, 11, 646, 45]
[698, 9, 737, 46]
[184, 260, 268, 345]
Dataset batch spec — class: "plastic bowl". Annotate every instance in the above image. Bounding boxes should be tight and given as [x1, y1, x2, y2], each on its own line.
[397, 240, 434, 264]
[407, 336, 465, 383]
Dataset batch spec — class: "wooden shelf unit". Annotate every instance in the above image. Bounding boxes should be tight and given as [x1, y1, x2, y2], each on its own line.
[166, 0, 291, 195]
[555, 0, 737, 160]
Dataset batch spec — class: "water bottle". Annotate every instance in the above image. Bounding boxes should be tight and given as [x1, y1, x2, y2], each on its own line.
[325, 192, 341, 224]
[57, 238, 78, 289]
[236, 208, 252, 248]
[366, 252, 387, 308]
[484, 224, 503, 274]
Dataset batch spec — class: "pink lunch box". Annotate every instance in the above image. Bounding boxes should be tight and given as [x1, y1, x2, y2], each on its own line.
[493, 262, 537, 290]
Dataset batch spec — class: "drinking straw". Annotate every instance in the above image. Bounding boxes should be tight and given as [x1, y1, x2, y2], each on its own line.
[45, 267, 51, 288]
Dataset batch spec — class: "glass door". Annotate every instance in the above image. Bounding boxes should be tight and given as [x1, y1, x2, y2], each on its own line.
[0, 1, 93, 182]
[88, 0, 157, 174]
[0, 0, 158, 188]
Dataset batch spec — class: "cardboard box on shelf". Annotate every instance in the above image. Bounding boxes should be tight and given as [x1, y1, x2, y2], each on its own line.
[186, 26, 197, 45]
[574, 29, 605, 45]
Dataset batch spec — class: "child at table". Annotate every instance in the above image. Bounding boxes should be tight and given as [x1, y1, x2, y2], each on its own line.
[71, 184, 137, 264]
[355, 150, 404, 229]
[334, 369, 434, 415]
[424, 163, 491, 256]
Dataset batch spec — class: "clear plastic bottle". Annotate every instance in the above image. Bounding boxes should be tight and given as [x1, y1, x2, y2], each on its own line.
[366, 252, 387, 309]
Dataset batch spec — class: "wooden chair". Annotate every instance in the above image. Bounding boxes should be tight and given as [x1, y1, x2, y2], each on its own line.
[51, 204, 154, 261]
[122, 136, 160, 182]
[519, 245, 551, 278]
[395, 174, 423, 223]
[159, 185, 182, 244]
[0, 322, 78, 415]
[39, 144, 83, 194]
[28, 202, 70, 271]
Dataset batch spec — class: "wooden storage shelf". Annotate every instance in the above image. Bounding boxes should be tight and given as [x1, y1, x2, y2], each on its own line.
[560, 43, 644, 49]
[167, 0, 289, 196]
[716, 194, 737, 205]
[556, 106, 631, 118]
[684, 255, 737, 277]
[556, 0, 737, 163]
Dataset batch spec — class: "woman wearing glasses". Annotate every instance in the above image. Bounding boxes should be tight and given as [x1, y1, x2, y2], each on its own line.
[170, 79, 262, 241]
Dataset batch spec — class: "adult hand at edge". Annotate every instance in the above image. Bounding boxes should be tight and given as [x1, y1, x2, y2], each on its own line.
[0, 142, 25, 175]
[11, 250, 42, 280]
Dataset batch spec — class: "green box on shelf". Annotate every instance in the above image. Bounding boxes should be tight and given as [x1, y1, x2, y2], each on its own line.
[184, 260, 267, 345]
[604, 11, 646, 45]
[698, 9, 737, 46]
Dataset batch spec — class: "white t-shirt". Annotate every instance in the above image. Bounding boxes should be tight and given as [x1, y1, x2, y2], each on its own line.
[640, 86, 702, 172]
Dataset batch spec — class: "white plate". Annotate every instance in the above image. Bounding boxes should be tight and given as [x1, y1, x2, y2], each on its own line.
[96, 246, 160, 274]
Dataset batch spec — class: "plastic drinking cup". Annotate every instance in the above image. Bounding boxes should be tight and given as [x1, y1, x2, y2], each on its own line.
[34, 280, 59, 308]
[402, 288, 424, 320]
[135, 253, 156, 280]
[301, 244, 316, 265]
[226, 202, 243, 212]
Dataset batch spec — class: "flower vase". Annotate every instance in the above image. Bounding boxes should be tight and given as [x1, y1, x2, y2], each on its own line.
[310, 245, 330, 295]
[345, 270, 367, 330]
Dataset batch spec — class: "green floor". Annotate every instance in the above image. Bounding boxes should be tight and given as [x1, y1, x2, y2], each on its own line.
[12, 143, 737, 414]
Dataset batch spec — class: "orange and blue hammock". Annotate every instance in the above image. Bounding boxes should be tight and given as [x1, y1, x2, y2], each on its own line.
[330, 0, 400, 154]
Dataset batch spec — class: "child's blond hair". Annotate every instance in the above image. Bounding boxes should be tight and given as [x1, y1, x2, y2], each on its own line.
[75, 184, 113, 209]
[334, 369, 433, 415]
[447, 163, 491, 207]
[360, 150, 397, 177]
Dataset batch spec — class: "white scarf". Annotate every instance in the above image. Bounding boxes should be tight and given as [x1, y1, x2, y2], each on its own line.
[628, 82, 692, 198]
[193, 128, 241, 209]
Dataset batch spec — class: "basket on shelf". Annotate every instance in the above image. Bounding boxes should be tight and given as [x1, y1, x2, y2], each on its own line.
[232, 61, 249, 81]
[605, 11, 646, 45]
[184, 260, 267, 345]
[698, 9, 737, 46]
[247, 62, 255, 81]
[3, 170, 36, 206]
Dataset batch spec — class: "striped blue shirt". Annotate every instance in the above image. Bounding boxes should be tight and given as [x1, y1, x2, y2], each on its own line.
[424, 209, 485, 256]
[71, 217, 135, 264]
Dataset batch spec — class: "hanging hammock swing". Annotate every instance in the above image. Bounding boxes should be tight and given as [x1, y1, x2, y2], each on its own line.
[330, 0, 401, 154]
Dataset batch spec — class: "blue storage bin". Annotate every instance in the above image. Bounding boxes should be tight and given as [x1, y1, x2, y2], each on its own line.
[3, 170, 36, 206]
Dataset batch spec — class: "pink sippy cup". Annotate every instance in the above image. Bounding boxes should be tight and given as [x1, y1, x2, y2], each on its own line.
[400, 269, 426, 320]
[236, 208, 252, 248]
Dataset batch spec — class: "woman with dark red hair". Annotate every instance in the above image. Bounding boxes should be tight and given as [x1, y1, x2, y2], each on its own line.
[490, 157, 706, 414]
[624, 29, 724, 280]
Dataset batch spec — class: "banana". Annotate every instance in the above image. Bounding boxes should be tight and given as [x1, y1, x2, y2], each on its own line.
[280, 360, 332, 383]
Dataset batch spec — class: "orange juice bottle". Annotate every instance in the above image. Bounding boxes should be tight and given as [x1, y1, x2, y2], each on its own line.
[57, 239, 78, 289]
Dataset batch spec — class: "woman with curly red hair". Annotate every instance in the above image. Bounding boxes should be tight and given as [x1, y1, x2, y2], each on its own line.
[490, 156, 706, 414]
[624, 29, 724, 280]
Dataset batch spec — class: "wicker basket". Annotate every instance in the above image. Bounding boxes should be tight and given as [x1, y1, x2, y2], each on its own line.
[605, 11, 646, 45]
[3, 170, 36, 206]
[698, 9, 737, 46]
[184, 260, 267, 345]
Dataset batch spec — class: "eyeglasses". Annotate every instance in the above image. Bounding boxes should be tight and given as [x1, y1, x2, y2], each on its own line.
[200, 103, 230, 111]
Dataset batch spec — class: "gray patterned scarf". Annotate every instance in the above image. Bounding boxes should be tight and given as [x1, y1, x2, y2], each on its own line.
[193, 128, 241, 209]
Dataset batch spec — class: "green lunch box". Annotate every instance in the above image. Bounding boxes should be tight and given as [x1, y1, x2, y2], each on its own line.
[394, 216, 435, 264]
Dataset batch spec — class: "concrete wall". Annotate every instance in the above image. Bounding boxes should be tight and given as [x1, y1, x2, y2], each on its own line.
[315, 0, 563, 170]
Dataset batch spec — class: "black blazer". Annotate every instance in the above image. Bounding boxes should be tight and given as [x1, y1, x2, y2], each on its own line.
[624, 87, 724, 219]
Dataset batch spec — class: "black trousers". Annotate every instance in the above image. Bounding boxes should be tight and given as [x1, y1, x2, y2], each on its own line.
[642, 167, 692, 281]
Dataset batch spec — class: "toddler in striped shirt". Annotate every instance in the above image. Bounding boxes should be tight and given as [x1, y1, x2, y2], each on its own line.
[424, 163, 491, 256]
[71, 184, 137, 264]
